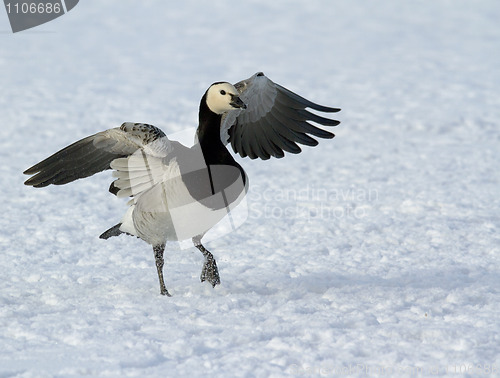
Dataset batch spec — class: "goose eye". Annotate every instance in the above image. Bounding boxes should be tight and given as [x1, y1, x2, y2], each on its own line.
[220, 90, 226, 95]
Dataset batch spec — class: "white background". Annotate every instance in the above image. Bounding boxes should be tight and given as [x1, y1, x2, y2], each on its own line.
[1, 1, 499, 376]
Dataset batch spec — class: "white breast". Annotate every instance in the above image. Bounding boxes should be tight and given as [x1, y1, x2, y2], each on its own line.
[128, 160, 247, 246]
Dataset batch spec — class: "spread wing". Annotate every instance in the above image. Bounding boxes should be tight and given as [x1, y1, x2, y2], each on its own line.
[221, 72, 340, 160]
[23, 122, 172, 189]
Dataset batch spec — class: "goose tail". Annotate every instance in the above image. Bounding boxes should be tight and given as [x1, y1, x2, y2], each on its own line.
[99, 223, 124, 240]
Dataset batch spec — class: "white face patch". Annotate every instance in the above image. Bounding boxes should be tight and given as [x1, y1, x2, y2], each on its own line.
[206, 82, 240, 115]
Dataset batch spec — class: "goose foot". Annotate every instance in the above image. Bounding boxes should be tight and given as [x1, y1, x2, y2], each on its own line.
[193, 238, 220, 287]
[200, 254, 220, 287]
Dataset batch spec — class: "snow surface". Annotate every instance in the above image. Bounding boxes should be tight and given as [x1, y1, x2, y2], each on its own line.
[1, 1, 500, 377]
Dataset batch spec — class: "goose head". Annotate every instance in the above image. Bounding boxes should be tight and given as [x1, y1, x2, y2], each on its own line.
[205, 82, 247, 115]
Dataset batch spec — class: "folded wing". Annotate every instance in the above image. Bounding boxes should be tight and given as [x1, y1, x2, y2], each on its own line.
[221, 72, 340, 160]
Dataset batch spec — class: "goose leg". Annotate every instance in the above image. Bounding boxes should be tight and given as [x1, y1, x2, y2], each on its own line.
[153, 244, 171, 296]
[193, 238, 220, 287]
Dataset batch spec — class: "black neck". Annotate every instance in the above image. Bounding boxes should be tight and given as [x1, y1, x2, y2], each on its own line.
[194, 94, 247, 188]
[197, 93, 236, 166]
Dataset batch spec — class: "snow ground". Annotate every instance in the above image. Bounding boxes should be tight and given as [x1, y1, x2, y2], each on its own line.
[1, 1, 499, 377]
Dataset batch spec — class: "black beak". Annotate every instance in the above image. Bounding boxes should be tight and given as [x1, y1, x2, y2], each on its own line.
[230, 95, 247, 109]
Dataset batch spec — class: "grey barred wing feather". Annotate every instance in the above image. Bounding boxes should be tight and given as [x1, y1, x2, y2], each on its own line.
[23, 122, 172, 188]
[221, 72, 340, 160]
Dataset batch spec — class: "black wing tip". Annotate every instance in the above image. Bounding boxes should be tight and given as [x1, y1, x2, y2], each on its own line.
[318, 130, 335, 140]
[325, 107, 341, 113]
[23, 166, 41, 186]
[24, 176, 46, 187]
[23, 167, 37, 175]
[320, 119, 341, 127]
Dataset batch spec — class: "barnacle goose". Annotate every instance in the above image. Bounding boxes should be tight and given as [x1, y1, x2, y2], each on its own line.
[24, 72, 340, 296]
